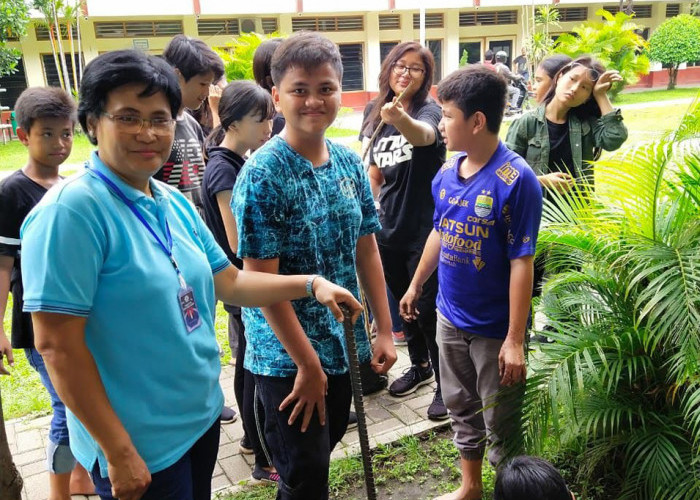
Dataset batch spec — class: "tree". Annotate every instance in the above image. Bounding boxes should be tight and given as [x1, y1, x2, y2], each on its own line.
[648, 14, 700, 90]
[522, 100, 700, 499]
[554, 9, 649, 100]
[0, 0, 30, 77]
[216, 32, 280, 82]
[523, 6, 561, 72]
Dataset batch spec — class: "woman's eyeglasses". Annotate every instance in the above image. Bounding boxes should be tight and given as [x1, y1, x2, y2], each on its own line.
[102, 113, 176, 136]
[565, 62, 601, 82]
[392, 63, 426, 78]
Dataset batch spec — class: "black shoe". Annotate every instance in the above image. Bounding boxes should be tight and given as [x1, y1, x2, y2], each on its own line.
[220, 405, 237, 424]
[347, 411, 358, 431]
[427, 389, 449, 421]
[389, 364, 434, 397]
[360, 361, 388, 396]
[239, 435, 253, 455]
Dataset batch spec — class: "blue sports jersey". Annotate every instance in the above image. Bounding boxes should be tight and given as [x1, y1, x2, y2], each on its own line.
[432, 141, 542, 338]
[232, 136, 380, 376]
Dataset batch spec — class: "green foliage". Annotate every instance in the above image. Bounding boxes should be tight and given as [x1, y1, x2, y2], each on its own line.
[523, 99, 700, 499]
[216, 32, 282, 82]
[554, 9, 650, 100]
[459, 49, 468, 67]
[525, 6, 561, 71]
[0, 0, 30, 76]
[648, 14, 700, 90]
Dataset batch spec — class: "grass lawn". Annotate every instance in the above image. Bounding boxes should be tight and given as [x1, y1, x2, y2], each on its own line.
[615, 86, 699, 106]
[0, 133, 94, 172]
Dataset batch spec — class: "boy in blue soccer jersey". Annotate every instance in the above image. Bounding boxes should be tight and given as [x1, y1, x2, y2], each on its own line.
[231, 32, 397, 500]
[400, 66, 543, 500]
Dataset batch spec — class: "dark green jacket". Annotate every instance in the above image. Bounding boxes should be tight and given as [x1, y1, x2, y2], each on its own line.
[505, 104, 628, 179]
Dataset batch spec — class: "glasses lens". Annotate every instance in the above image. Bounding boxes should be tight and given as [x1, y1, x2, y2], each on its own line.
[151, 120, 175, 136]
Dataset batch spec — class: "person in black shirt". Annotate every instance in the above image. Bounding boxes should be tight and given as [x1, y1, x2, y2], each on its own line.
[0, 87, 94, 499]
[201, 80, 279, 484]
[361, 41, 447, 420]
[253, 38, 286, 137]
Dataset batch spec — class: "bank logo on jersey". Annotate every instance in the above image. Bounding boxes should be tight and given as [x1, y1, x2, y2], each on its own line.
[495, 162, 520, 185]
[339, 178, 356, 199]
[475, 190, 493, 217]
[440, 188, 446, 200]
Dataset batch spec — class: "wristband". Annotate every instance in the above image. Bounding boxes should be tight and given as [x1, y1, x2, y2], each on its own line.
[306, 274, 320, 298]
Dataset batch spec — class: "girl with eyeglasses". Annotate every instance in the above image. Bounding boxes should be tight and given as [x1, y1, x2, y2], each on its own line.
[505, 55, 628, 193]
[359, 41, 447, 420]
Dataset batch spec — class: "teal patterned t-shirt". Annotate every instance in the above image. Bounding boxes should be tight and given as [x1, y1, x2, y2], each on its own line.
[232, 136, 381, 376]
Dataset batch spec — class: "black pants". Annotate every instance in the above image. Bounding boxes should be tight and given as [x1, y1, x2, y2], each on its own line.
[91, 419, 220, 500]
[379, 245, 440, 386]
[231, 313, 272, 469]
[255, 373, 351, 500]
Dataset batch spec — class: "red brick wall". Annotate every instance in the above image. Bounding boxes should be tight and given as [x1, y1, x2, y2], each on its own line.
[627, 66, 700, 89]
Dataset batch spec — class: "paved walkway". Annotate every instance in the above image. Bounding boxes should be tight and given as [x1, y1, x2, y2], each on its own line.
[5, 344, 446, 500]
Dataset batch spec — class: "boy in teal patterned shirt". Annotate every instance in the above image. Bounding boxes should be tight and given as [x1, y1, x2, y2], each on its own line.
[231, 32, 397, 500]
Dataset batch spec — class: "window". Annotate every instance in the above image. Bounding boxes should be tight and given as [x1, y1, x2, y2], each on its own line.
[558, 7, 588, 23]
[0, 58, 27, 109]
[460, 10, 517, 26]
[379, 14, 400, 30]
[413, 13, 444, 29]
[95, 21, 183, 38]
[292, 16, 363, 32]
[380, 42, 399, 63]
[338, 43, 363, 91]
[42, 53, 83, 88]
[427, 39, 442, 83]
[666, 4, 680, 17]
[458, 41, 482, 65]
[603, 4, 652, 18]
[197, 19, 239, 36]
[261, 18, 278, 33]
[35, 24, 78, 41]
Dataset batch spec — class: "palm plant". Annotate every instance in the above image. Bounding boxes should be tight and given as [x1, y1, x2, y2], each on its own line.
[522, 98, 700, 499]
[215, 32, 281, 83]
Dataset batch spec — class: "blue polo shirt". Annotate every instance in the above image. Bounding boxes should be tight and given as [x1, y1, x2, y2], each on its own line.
[432, 142, 542, 338]
[232, 136, 380, 377]
[20, 151, 230, 475]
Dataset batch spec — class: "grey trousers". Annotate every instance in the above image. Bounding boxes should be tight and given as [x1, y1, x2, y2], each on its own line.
[436, 311, 524, 467]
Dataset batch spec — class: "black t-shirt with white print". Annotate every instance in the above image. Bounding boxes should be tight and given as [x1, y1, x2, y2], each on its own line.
[0, 170, 49, 348]
[361, 99, 445, 251]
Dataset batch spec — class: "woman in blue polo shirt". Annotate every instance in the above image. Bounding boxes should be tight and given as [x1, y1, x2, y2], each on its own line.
[19, 50, 362, 500]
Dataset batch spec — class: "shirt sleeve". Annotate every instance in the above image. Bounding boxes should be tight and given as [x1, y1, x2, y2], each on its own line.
[592, 110, 628, 152]
[431, 169, 445, 231]
[0, 185, 22, 258]
[505, 166, 543, 260]
[231, 161, 286, 260]
[192, 209, 230, 274]
[206, 159, 238, 196]
[20, 202, 105, 317]
[353, 155, 381, 236]
[504, 114, 530, 159]
[415, 101, 443, 147]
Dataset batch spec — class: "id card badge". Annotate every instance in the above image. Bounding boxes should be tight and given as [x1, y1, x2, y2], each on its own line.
[178, 286, 202, 333]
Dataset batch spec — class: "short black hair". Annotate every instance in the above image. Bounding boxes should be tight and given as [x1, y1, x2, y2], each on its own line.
[485, 49, 494, 63]
[15, 87, 77, 132]
[437, 65, 507, 134]
[493, 456, 571, 500]
[78, 50, 181, 145]
[270, 32, 343, 87]
[253, 38, 283, 93]
[163, 34, 224, 82]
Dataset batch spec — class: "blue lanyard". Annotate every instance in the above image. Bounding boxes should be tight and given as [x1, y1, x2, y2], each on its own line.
[89, 167, 186, 287]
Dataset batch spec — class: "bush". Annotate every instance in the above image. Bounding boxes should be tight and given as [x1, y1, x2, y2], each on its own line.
[554, 9, 649, 100]
[523, 99, 700, 499]
[216, 32, 282, 82]
[648, 14, 700, 90]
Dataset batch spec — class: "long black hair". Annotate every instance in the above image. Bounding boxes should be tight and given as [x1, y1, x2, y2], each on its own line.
[204, 80, 275, 152]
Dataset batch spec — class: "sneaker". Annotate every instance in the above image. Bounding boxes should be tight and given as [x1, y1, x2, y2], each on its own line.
[392, 330, 407, 345]
[389, 364, 434, 397]
[239, 435, 254, 455]
[251, 466, 280, 484]
[220, 406, 237, 424]
[360, 361, 388, 395]
[346, 411, 358, 431]
[427, 389, 449, 421]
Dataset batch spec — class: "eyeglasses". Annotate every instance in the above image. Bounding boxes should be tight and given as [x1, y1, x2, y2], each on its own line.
[102, 112, 176, 136]
[565, 62, 601, 82]
[392, 63, 426, 79]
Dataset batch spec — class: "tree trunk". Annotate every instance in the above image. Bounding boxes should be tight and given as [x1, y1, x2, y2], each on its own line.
[52, 1, 72, 95]
[67, 20, 78, 92]
[76, 5, 83, 84]
[47, 24, 66, 90]
[0, 387, 23, 500]
[668, 67, 678, 90]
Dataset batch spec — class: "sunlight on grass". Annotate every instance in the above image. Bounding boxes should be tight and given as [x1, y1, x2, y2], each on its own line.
[0, 132, 94, 172]
[615, 86, 699, 106]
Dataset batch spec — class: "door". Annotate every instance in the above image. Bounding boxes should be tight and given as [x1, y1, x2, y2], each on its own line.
[488, 40, 513, 68]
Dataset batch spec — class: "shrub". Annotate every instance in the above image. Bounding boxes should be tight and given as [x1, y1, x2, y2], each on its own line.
[648, 14, 700, 90]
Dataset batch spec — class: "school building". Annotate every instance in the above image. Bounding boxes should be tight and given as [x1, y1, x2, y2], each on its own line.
[1, 0, 699, 111]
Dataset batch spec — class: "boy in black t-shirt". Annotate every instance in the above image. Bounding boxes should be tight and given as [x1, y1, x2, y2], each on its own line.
[0, 87, 94, 499]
